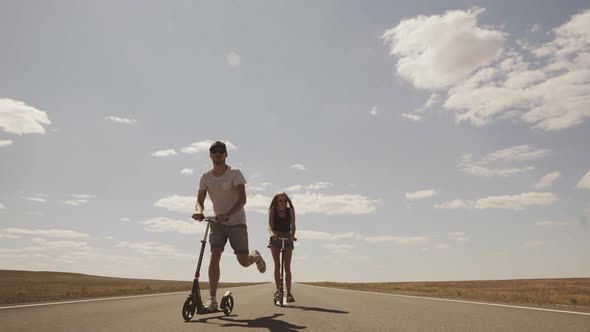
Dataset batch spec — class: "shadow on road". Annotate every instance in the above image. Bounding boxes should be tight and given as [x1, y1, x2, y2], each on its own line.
[286, 305, 348, 314]
[215, 313, 306, 331]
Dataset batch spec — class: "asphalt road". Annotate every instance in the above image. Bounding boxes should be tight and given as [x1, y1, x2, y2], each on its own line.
[1, 283, 589, 331]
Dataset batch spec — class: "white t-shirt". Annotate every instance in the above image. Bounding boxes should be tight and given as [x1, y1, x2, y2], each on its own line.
[199, 166, 247, 225]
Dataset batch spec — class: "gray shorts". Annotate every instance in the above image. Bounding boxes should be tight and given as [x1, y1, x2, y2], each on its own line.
[210, 223, 249, 255]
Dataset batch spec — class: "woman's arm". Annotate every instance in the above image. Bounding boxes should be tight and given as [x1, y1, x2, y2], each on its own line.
[268, 209, 277, 239]
[289, 207, 296, 240]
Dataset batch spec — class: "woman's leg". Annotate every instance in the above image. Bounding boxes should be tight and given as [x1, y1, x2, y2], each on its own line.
[284, 248, 293, 294]
[271, 246, 281, 291]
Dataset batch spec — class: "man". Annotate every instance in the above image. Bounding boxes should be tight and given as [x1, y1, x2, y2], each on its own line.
[192, 140, 266, 310]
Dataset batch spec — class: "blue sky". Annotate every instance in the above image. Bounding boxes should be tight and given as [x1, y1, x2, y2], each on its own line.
[1, 1, 589, 282]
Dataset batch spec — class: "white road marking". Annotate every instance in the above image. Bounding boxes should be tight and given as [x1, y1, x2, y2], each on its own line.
[303, 284, 590, 316]
[0, 291, 187, 310]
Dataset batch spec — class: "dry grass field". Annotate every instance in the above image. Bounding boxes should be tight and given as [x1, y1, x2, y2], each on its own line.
[304, 278, 590, 311]
[0, 270, 262, 306]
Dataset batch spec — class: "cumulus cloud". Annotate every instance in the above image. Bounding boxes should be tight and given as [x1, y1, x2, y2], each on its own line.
[297, 230, 361, 241]
[370, 106, 378, 116]
[180, 168, 194, 175]
[0, 203, 6, 209]
[248, 182, 272, 192]
[0, 98, 51, 135]
[401, 113, 423, 122]
[284, 185, 303, 192]
[154, 195, 197, 213]
[383, 8, 505, 89]
[106, 116, 136, 124]
[448, 232, 470, 242]
[364, 235, 431, 245]
[2, 228, 88, 239]
[384, 8, 590, 130]
[434, 199, 474, 209]
[226, 51, 241, 69]
[577, 170, 590, 189]
[139, 217, 205, 235]
[291, 164, 308, 171]
[181, 140, 237, 154]
[306, 182, 334, 191]
[533, 171, 561, 189]
[405, 189, 437, 200]
[460, 145, 548, 177]
[475, 192, 557, 210]
[0, 139, 12, 147]
[65, 194, 94, 206]
[152, 149, 177, 157]
[536, 221, 569, 227]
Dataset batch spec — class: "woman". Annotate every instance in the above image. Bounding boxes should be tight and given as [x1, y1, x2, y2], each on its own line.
[268, 192, 296, 303]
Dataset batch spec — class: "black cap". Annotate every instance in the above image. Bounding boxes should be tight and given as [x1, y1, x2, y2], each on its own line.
[209, 141, 227, 153]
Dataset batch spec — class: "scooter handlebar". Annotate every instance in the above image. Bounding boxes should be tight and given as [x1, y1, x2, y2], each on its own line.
[277, 237, 297, 241]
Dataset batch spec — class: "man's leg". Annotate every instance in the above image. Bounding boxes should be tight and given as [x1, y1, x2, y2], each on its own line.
[209, 248, 223, 298]
[229, 224, 266, 272]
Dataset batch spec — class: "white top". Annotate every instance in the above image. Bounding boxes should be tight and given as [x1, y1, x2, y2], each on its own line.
[199, 166, 247, 225]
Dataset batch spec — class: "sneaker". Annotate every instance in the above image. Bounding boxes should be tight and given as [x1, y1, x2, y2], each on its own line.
[273, 290, 280, 301]
[252, 250, 266, 273]
[204, 297, 218, 310]
[286, 293, 295, 303]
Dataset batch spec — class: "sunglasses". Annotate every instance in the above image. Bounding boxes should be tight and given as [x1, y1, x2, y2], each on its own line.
[209, 148, 226, 154]
[278, 199, 287, 203]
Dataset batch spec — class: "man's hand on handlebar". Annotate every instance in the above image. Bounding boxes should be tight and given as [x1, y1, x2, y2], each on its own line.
[192, 213, 204, 221]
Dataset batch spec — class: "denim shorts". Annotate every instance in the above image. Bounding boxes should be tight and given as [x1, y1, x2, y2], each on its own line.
[209, 223, 249, 255]
[267, 231, 294, 249]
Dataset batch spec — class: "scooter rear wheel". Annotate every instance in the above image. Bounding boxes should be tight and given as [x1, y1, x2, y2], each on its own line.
[182, 297, 196, 321]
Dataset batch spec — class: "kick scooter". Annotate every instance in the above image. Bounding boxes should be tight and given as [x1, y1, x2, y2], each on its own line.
[274, 236, 296, 307]
[182, 216, 234, 321]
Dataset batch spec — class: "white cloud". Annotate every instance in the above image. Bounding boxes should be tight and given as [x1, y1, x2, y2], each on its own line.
[152, 149, 177, 157]
[448, 232, 470, 242]
[248, 182, 272, 192]
[0, 139, 12, 147]
[475, 192, 557, 210]
[120, 218, 131, 222]
[297, 230, 360, 241]
[435, 243, 450, 249]
[0, 203, 6, 209]
[405, 189, 437, 200]
[523, 240, 544, 247]
[370, 106, 378, 116]
[306, 182, 334, 191]
[2, 228, 88, 239]
[291, 164, 308, 171]
[154, 195, 196, 213]
[180, 168, 194, 175]
[292, 192, 377, 215]
[65, 194, 93, 206]
[284, 185, 303, 192]
[530, 24, 543, 33]
[434, 199, 473, 209]
[576, 170, 590, 189]
[536, 221, 569, 227]
[385, 9, 590, 130]
[401, 113, 423, 122]
[460, 145, 548, 177]
[226, 51, 241, 69]
[139, 217, 205, 235]
[415, 93, 441, 113]
[364, 235, 431, 245]
[24, 197, 46, 203]
[106, 116, 136, 124]
[180, 140, 237, 154]
[31, 238, 89, 250]
[383, 8, 505, 89]
[0, 98, 51, 135]
[533, 172, 561, 189]
[116, 241, 189, 258]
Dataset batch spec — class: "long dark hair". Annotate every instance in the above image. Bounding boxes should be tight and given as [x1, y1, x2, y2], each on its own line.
[268, 192, 294, 212]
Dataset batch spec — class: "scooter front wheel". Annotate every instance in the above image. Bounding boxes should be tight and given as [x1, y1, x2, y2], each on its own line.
[182, 297, 197, 321]
[221, 294, 234, 316]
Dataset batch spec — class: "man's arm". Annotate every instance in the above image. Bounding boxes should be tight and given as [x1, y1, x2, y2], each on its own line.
[192, 190, 207, 221]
